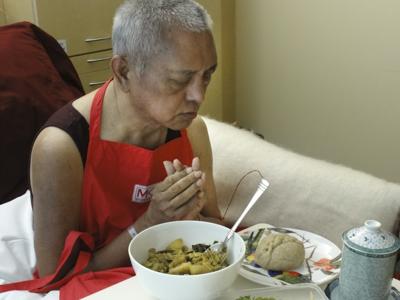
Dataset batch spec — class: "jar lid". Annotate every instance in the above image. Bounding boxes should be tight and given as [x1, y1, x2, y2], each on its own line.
[343, 220, 400, 256]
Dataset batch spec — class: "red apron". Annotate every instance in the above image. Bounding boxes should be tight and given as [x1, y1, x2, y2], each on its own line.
[0, 80, 194, 299]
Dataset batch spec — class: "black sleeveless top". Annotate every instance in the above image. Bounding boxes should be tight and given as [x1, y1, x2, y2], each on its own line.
[42, 102, 181, 165]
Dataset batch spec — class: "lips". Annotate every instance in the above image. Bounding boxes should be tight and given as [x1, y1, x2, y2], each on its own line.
[181, 112, 197, 119]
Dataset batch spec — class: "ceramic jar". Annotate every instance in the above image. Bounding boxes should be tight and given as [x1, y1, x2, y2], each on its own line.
[331, 220, 400, 300]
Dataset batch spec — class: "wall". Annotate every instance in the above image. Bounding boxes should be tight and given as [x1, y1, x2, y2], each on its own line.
[197, 0, 235, 122]
[235, 0, 400, 183]
[2, 0, 34, 24]
[221, 0, 236, 122]
[0, 0, 6, 25]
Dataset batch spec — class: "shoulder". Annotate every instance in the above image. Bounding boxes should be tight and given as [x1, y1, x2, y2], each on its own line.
[31, 126, 83, 172]
[187, 116, 209, 140]
[186, 116, 212, 158]
[71, 89, 97, 124]
[30, 126, 84, 209]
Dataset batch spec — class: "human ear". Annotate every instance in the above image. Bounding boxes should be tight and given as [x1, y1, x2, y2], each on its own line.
[111, 55, 131, 92]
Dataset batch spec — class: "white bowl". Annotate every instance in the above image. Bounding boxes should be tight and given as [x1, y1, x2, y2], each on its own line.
[128, 220, 246, 300]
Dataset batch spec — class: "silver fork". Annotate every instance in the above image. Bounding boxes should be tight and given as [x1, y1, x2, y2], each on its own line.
[208, 178, 270, 252]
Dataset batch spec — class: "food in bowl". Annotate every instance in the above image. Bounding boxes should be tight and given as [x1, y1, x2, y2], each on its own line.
[143, 238, 228, 275]
[254, 230, 305, 271]
[128, 220, 246, 300]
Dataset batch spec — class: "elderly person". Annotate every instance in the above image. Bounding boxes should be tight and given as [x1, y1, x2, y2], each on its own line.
[0, 0, 221, 298]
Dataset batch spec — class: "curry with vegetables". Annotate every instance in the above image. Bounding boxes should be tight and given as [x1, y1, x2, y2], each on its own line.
[143, 238, 228, 275]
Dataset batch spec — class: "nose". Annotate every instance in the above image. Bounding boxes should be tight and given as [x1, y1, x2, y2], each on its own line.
[185, 76, 205, 104]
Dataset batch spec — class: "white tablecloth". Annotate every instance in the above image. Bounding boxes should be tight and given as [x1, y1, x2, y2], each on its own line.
[83, 274, 400, 300]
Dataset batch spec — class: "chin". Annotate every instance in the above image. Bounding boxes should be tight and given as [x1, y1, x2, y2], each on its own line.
[168, 118, 194, 131]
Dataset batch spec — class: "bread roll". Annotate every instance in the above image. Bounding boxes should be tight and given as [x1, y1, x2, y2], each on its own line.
[254, 230, 305, 271]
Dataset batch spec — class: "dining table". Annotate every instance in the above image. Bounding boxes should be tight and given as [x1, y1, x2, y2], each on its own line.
[82, 272, 400, 300]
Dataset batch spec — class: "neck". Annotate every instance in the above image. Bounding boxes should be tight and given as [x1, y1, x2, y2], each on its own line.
[100, 81, 167, 149]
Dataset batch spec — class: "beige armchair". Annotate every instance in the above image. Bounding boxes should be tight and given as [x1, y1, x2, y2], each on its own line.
[204, 117, 400, 247]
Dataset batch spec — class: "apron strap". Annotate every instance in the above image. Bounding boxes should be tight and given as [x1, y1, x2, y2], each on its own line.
[0, 231, 94, 293]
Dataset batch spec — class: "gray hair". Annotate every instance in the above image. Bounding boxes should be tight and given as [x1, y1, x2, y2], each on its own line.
[112, 0, 213, 75]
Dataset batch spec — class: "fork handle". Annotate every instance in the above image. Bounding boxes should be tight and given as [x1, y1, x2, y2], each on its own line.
[225, 179, 269, 242]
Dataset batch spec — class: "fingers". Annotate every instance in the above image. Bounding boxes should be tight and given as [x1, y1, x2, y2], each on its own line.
[179, 191, 207, 220]
[164, 157, 200, 174]
[200, 172, 206, 186]
[174, 191, 205, 219]
[164, 181, 201, 211]
[163, 161, 175, 175]
[158, 171, 203, 208]
[164, 159, 186, 175]
[173, 159, 185, 172]
[192, 157, 200, 171]
[146, 157, 206, 224]
[157, 169, 202, 192]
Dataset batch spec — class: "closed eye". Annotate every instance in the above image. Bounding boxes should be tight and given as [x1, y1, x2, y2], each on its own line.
[169, 77, 191, 87]
[203, 65, 217, 85]
[203, 71, 213, 84]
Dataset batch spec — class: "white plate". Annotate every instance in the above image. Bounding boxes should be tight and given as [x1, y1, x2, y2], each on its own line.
[219, 283, 329, 300]
[239, 223, 341, 287]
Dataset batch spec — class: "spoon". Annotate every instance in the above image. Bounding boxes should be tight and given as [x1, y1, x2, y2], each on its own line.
[209, 178, 270, 253]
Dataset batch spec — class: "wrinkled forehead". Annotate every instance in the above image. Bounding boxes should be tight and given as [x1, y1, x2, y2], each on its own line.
[150, 28, 217, 74]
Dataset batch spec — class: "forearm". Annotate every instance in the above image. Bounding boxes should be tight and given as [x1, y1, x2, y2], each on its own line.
[86, 214, 154, 272]
[87, 216, 224, 272]
[87, 230, 132, 271]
